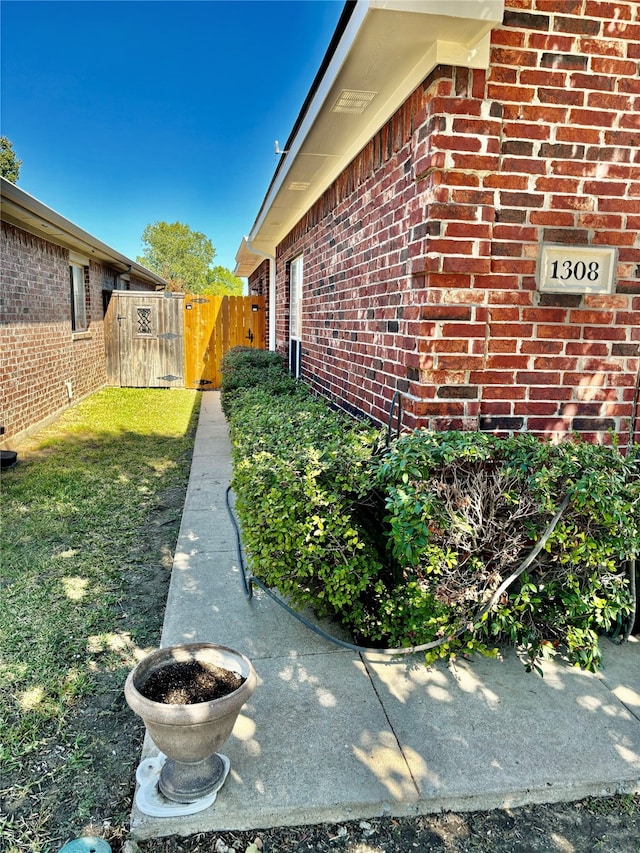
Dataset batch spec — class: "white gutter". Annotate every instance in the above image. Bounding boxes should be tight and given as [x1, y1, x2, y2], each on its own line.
[246, 2, 370, 250]
[238, 0, 503, 273]
[0, 177, 166, 287]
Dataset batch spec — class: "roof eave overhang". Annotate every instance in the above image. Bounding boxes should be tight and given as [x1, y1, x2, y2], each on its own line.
[0, 177, 167, 287]
[235, 0, 504, 278]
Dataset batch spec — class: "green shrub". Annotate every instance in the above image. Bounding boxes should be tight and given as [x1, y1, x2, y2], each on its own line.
[220, 346, 294, 417]
[229, 383, 385, 627]
[223, 352, 639, 672]
[371, 430, 639, 671]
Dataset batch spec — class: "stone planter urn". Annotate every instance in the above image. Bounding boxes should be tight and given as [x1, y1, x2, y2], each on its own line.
[125, 642, 257, 805]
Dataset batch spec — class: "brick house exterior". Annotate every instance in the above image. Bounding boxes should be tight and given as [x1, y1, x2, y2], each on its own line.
[236, 0, 640, 446]
[1, 178, 166, 442]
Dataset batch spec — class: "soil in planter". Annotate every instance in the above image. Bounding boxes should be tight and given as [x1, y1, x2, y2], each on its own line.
[140, 661, 246, 704]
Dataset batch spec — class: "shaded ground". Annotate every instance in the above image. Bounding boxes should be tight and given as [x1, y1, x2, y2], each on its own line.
[134, 799, 640, 852]
[3, 449, 639, 853]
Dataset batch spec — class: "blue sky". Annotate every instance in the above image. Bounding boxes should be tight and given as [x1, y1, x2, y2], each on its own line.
[1, 0, 345, 274]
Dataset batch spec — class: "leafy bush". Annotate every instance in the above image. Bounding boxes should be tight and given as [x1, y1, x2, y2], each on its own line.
[223, 350, 639, 672]
[371, 431, 639, 672]
[220, 346, 294, 418]
[229, 383, 385, 625]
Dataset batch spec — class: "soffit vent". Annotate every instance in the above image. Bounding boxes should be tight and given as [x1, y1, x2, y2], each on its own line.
[331, 89, 378, 114]
[288, 181, 311, 191]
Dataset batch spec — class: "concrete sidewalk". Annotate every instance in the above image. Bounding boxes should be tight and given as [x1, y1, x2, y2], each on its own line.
[130, 390, 640, 840]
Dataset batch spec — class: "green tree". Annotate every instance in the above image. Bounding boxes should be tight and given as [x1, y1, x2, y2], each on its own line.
[0, 137, 22, 183]
[204, 265, 244, 296]
[137, 221, 215, 292]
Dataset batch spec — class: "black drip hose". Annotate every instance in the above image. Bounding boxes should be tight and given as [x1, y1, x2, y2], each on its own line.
[225, 486, 576, 657]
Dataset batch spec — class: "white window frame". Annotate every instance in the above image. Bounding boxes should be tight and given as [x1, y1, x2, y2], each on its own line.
[289, 255, 303, 377]
[69, 263, 88, 332]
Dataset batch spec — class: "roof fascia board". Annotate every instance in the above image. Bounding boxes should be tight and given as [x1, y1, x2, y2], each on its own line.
[238, 0, 504, 276]
[247, 1, 370, 248]
[0, 177, 166, 286]
[370, 0, 502, 18]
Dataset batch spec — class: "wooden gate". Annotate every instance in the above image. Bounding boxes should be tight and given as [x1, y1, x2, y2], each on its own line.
[105, 292, 265, 389]
[183, 295, 266, 389]
[105, 291, 185, 387]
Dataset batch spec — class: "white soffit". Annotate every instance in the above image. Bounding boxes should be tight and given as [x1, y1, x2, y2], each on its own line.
[236, 0, 504, 276]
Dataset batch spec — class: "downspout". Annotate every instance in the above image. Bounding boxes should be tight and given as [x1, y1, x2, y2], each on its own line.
[246, 241, 276, 351]
[114, 263, 132, 290]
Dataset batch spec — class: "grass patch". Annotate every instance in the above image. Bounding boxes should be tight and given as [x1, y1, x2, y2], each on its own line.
[0, 388, 200, 851]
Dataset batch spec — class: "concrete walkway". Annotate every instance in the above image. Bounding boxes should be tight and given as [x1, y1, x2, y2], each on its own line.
[130, 390, 640, 840]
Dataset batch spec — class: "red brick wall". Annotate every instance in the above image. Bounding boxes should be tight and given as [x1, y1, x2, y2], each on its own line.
[275, 0, 640, 444]
[248, 259, 271, 343]
[1, 222, 131, 441]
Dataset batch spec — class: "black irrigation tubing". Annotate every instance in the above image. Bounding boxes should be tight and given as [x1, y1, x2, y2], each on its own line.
[225, 485, 573, 657]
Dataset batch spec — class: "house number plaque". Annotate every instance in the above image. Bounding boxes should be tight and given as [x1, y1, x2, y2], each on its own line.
[536, 243, 617, 295]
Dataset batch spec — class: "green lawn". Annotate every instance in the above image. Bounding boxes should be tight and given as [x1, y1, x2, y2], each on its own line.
[0, 388, 200, 851]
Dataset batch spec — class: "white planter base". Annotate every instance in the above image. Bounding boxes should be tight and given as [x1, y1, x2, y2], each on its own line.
[135, 752, 230, 817]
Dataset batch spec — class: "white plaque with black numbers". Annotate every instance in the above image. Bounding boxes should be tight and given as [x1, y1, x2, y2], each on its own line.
[536, 243, 618, 295]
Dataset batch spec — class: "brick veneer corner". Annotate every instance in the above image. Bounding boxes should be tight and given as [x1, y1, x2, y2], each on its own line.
[273, 0, 640, 444]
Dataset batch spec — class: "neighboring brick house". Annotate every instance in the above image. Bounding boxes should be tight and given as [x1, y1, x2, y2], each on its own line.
[235, 0, 640, 446]
[1, 177, 166, 442]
